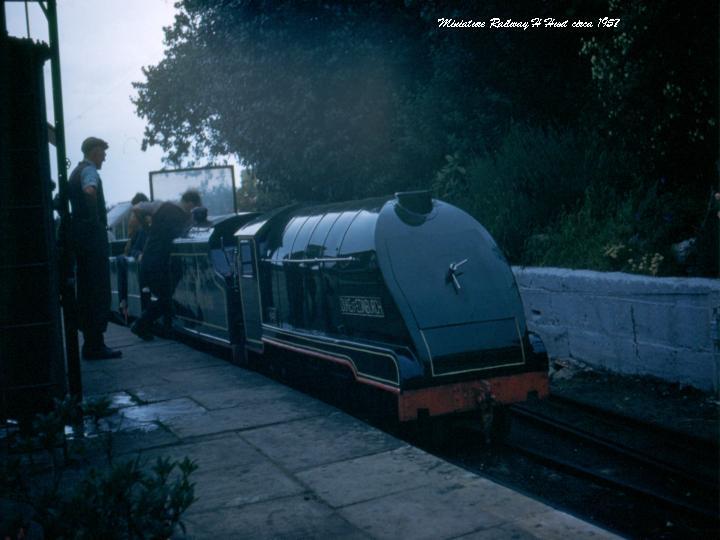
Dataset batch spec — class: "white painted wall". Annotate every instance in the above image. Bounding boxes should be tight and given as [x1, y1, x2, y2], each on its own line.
[512, 267, 720, 392]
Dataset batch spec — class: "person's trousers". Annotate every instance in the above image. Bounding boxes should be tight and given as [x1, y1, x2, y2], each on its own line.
[136, 267, 173, 329]
[136, 291, 172, 328]
[75, 241, 111, 345]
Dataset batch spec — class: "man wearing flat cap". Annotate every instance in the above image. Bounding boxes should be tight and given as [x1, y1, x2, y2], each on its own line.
[67, 137, 122, 359]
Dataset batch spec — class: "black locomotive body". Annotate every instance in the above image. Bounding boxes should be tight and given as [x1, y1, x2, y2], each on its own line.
[108, 192, 548, 422]
[234, 192, 549, 421]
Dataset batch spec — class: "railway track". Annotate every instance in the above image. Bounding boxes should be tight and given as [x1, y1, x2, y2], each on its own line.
[541, 394, 717, 487]
[505, 395, 719, 535]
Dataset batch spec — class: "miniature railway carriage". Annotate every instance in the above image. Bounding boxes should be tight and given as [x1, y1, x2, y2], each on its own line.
[109, 254, 142, 317]
[234, 191, 549, 421]
[110, 213, 257, 343]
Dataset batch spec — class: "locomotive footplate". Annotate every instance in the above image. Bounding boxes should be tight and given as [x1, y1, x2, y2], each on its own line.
[397, 371, 548, 422]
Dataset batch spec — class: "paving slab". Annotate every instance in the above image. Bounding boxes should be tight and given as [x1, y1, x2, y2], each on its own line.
[104, 391, 140, 408]
[128, 382, 214, 403]
[183, 495, 370, 540]
[106, 336, 187, 354]
[338, 476, 619, 540]
[140, 433, 258, 474]
[120, 397, 207, 425]
[187, 459, 306, 514]
[186, 379, 291, 410]
[338, 483, 506, 540]
[139, 435, 307, 518]
[106, 424, 181, 456]
[442, 478, 564, 523]
[456, 523, 545, 540]
[73, 324, 620, 539]
[130, 349, 228, 372]
[124, 373, 271, 404]
[160, 364, 258, 386]
[296, 445, 470, 508]
[512, 509, 620, 540]
[240, 411, 404, 472]
[81, 364, 170, 396]
[163, 396, 332, 439]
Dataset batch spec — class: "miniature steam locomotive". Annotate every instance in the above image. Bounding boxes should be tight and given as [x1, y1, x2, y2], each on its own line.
[110, 190, 549, 423]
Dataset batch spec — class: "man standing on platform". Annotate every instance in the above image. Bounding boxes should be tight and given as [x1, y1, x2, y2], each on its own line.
[68, 136, 122, 359]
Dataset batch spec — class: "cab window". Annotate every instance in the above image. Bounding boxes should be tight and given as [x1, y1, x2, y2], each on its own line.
[240, 241, 255, 277]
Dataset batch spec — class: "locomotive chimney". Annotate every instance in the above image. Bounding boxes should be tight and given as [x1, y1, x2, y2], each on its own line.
[395, 190, 433, 215]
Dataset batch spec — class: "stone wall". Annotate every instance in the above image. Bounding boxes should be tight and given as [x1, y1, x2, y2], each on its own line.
[512, 267, 720, 392]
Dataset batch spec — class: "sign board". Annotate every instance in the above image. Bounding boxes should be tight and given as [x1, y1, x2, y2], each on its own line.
[148, 165, 237, 216]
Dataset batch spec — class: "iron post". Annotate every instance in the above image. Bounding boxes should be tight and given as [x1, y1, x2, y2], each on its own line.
[46, 0, 82, 399]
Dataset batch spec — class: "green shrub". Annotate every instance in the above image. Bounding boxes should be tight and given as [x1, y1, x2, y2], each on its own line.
[436, 124, 633, 263]
[48, 456, 198, 540]
[524, 185, 635, 271]
[534, 181, 718, 276]
[0, 396, 197, 539]
[433, 121, 718, 276]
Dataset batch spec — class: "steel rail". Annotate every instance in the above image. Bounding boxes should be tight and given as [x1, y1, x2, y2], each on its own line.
[511, 400, 718, 491]
[547, 393, 718, 458]
[508, 406, 719, 522]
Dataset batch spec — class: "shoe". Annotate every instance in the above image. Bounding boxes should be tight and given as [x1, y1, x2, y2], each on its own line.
[130, 321, 154, 341]
[83, 345, 123, 360]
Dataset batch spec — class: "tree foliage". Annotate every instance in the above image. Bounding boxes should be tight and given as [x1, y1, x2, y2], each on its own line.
[581, 0, 717, 180]
[133, 0, 718, 275]
[134, 0, 594, 201]
[135, 0, 431, 201]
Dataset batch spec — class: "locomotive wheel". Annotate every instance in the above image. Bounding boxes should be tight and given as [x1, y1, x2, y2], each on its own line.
[231, 345, 244, 366]
[489, 405, 511, 445]
[232, 345, 258, 369]
[415, 414, 450, 449]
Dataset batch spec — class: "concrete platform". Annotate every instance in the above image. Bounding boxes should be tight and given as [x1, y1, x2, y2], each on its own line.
[81, 324, 620, 539]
